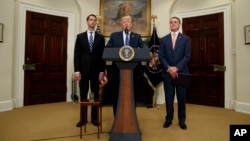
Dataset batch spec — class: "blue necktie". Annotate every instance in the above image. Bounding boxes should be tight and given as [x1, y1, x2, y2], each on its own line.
[125, 33, 129, 45]
[89, 32, 93, 52]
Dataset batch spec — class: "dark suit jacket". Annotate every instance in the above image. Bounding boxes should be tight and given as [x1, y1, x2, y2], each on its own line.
[106, 31, 146, 79]
[74, 31, 105, 77]
[159, 33, 191, 79]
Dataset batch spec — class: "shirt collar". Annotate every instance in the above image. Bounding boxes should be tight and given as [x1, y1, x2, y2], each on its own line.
[171, 31, 179, 36]
[88, 30, 95, 35]
[123, 30, 131, 35]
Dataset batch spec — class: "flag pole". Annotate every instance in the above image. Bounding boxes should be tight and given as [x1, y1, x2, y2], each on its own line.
[150, 15, 160, 109]
[151, 15, 157, 46]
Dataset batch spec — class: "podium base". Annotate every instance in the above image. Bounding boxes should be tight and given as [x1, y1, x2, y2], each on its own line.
[109, 133, 141, 141]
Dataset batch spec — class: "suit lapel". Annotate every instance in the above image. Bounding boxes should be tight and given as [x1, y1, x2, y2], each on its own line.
[82, 32, 90, 50]
[174, 33, 183, 50]
[130, 32, 138, 48]
[166, 34, 173, 50]
[118, 31, 124, 47]
[130, 32, 134, 47]
[82, 31, 93, 52]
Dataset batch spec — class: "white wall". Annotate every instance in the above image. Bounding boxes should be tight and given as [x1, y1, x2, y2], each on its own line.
[234, 0, 250, 113]
[172, 1, 235, 108]
[0, 0, 249, 114]
[0, 0, 14, 111]
[75, 0, 100, 32]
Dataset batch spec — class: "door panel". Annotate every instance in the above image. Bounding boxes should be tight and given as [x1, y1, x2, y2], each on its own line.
[183, 13, 224, 107]
[24, 11, 68, 106]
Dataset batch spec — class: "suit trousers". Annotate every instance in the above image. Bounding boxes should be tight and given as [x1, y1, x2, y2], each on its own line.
[163, 78, 186, 123]
[79, 75, 99, 121]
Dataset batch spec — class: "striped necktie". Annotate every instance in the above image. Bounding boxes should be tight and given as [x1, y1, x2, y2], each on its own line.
[89, 32, 93, 52]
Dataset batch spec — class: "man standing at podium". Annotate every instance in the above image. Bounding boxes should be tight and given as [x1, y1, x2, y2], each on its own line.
[159, 16, 191, 130]
[106, 15, 146, 116]
[74, 14, 106, 127]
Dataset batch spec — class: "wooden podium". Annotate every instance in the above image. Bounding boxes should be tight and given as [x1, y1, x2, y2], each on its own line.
[103, 47, 150, 141]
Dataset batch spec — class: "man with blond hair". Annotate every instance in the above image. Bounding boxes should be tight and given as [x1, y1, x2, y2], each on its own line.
[106, 15, 146, 116]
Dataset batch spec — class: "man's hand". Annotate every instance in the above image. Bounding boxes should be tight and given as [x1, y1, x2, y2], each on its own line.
[99, 72, 105, 82]
[74, 72, 81, 81]
[167, 66, 178, 79]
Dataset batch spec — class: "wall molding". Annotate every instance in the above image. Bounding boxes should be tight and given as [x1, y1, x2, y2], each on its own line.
[235, 101, 250, 114]
[176, 4, 233, 109]
[0, 100, 13, 112]
[15, 2, 76, 107]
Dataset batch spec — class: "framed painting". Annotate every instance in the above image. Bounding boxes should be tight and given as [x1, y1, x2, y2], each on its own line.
[244, 25, 250, 44]
[100, 0, 151, 37]
[0, 23, 3, 42]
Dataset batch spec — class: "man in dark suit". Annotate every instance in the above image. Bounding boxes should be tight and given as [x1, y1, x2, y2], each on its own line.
[106, 15, 146, 116]
[74, 14, 106, 127]
[159, 16, 191, 130]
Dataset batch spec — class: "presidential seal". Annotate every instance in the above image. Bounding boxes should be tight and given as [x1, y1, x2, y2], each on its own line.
[146, 45, 162, 73]
[119, 45, 135, 61]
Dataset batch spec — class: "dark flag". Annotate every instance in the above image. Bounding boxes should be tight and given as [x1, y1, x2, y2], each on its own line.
[149, 25, 160, 48]
[95, 23, 109, 104]
[144, 25, 162, 87]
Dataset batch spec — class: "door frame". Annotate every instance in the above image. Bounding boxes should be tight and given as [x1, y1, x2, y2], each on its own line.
[176, 4, 233, 109]
[15, 2, 76, 107]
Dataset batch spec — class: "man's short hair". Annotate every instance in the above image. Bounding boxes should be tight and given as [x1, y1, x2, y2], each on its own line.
[86, 14, 97, 21]
[120, 15, 133, 23]
[170, 16, 181, 24]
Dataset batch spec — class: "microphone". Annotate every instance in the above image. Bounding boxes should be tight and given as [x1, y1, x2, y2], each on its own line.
[125, 28, 129, 34]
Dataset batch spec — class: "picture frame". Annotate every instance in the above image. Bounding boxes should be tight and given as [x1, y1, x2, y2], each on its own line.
[244, 25, 250, 44]
[100, 0, 151, 37]
[0, 23, 3, 42]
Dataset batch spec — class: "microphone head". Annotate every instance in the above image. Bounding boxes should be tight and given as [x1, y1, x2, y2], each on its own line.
[125, 28, 128, 34]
